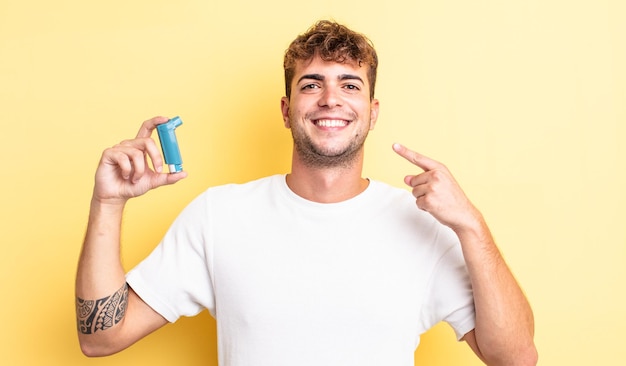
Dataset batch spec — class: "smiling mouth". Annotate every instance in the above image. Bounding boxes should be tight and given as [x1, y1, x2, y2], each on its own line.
[314, 119, 349, 127]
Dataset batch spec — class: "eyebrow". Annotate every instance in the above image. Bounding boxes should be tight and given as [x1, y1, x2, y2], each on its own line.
[297, 73, 364, 84]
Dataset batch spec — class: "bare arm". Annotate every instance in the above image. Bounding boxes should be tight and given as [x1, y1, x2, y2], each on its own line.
[393, 143, 537, 366]
[456, 215, 537, 366]
[75, 116, 187, 356]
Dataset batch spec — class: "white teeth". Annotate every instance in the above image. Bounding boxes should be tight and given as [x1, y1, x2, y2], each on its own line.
[316, 119, 348, 127]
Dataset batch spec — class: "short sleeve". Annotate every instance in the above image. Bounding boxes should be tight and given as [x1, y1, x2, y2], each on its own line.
[419, 227, 476, 340]
[126, 191, 216, 322]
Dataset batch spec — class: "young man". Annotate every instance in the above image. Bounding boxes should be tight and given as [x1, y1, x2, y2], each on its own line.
[76, 20, 537, 365]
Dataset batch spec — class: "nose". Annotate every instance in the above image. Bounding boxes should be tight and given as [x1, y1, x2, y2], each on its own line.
[318, 86, 342, 108]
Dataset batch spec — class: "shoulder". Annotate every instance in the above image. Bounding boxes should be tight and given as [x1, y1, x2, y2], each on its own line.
[367, 179, 413, 199]
[367, 178, 460, 248]
[186, 175, 284, 216]
[366, 179, 423, 213]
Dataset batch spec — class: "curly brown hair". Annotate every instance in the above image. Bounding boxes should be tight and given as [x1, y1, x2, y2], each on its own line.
[283, 20, 378, 100]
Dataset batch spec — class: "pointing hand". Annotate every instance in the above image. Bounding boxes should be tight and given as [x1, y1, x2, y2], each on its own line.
[392, 143, 482, 233]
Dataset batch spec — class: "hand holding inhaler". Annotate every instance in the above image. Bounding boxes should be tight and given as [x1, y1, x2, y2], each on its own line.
[157, 116, 184, 173]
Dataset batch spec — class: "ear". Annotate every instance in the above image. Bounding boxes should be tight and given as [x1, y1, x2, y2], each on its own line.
[369, 98, 380, 130]
[281, 96, 291, 128]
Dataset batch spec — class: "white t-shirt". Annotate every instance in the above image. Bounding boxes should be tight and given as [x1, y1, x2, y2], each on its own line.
[126, 175, 475, 366]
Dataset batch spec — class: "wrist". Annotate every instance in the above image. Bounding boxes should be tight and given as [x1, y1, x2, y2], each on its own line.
[452, 210, 489, 241]
[90, 196, 127, 217]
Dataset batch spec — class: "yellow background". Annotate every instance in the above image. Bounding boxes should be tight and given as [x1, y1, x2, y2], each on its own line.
[1, 0, 624, 364]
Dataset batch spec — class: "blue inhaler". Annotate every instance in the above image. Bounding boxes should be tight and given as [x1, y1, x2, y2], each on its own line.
[156, 116, 184, 173]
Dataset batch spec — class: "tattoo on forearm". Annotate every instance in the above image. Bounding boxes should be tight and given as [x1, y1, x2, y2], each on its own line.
[76, 283, 129, 334]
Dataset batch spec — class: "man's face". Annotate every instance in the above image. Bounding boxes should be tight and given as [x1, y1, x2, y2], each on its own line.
[281, 56, 379, 168]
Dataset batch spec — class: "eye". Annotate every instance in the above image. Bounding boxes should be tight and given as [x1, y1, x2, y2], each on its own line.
[301, 83, 320, 90]
[343, 84, 361, 92]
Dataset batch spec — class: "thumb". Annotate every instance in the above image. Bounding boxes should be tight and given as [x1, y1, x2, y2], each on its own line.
[165, 171, 188, 185]
[153, 171, 188, 189]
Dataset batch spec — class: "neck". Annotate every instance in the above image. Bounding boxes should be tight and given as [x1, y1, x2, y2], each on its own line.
[286, 149, 369, 203]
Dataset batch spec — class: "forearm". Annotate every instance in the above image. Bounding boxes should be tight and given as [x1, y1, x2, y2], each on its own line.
[75, 198, 129, 354]
[457, 217, 537, 365]
[76, 198, 127, 297]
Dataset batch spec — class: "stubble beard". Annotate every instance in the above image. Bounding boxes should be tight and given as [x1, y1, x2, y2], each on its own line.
[290, 114, 369, 169]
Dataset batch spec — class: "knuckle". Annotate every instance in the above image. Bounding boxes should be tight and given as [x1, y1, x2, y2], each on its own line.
[130, 149, 146, 160]
[117, 139, 135, 147]
[416, 197, 430, 211]
[430, 169, 444, 180]
[141, 118, 155, 128]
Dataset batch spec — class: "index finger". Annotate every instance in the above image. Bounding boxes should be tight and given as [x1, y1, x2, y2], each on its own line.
[136, 116, 171, 138]
[392, 143, 442, 172]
